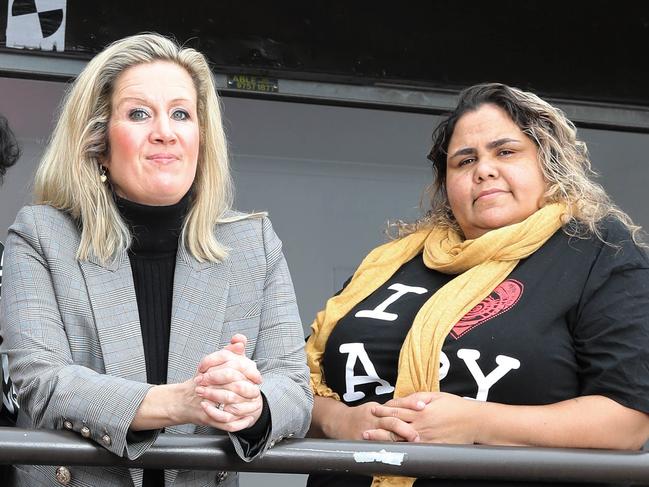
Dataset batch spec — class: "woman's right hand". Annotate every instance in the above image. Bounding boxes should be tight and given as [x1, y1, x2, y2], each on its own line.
[337, 401, 382, 440]
[312, 396, 419, 442]
[134, 370, 259, 433]
[176, 377, 261, 433]
[193, 334, 264, 431]
[132, 335, 262, 432]
[131, 378, 204, 431]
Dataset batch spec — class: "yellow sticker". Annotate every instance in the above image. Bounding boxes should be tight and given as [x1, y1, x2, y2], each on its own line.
[227, 75, 278, 93]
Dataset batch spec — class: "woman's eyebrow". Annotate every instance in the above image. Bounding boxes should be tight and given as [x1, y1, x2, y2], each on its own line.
[487, 137, 520, 149]
[114, 96, 148, 108]
[449, 137, 521, 159]
[115, 96, 194, 108]
[449, 147, 476, 159]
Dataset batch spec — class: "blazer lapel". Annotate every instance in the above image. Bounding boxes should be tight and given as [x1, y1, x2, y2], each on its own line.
[81, 253, 148, 487]
[164, 238, 231, 487]
[81, 231, 232, 487]
[165, 240, 231, 433]
[79, 252, 147, 383]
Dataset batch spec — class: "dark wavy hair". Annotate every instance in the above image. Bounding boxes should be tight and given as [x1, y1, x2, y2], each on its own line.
[393, 83, 641, 243]
[0, 115, 20, 184]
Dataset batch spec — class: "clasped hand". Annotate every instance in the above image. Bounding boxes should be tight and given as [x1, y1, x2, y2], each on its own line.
[352, 392, 480, 444]
[191, 334, 263, 432]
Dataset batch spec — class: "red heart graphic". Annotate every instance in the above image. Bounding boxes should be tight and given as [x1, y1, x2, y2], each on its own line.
[450, 279, 524, 339]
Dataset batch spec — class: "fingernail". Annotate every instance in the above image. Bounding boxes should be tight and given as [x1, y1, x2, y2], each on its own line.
[195, 386, 205, 395]
[416, 401, 426, 409]
[194, 375, 203, 384]
[362, 431, 370, 440]
[414, 435, 420, 443]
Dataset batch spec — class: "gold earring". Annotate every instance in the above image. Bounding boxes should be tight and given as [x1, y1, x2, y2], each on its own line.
[99, 165, 108, 183]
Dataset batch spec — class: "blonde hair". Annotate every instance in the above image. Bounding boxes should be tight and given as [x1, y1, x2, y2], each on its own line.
[35, 33, 246, 263]
[395, 83, 642, 243]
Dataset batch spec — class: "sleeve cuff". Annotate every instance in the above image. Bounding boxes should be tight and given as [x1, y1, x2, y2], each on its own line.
[230, 393, 271, 459]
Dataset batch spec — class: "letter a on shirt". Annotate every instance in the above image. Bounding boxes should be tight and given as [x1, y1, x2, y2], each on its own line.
[339, 343, 395, 402]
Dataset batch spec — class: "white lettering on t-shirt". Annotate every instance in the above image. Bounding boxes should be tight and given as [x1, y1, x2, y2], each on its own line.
[457, 348, 520, 401]
[354, 283, 428, 321]
[339, 342, 395, 402]
[439, 351, 450, 381]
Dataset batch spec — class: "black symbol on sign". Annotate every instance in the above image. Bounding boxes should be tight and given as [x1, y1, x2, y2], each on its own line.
[11, 0, 36, 15]
[11, 0, 64, 39]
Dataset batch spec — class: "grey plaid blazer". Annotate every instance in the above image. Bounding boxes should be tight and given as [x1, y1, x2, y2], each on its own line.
[0, 205, 312, 487]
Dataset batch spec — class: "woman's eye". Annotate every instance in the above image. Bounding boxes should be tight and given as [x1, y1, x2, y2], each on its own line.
[459, 157, 475, 167]
[171, 109, 190, 121]
[498, 149, 513, 156]
[128, 109, 149, 121]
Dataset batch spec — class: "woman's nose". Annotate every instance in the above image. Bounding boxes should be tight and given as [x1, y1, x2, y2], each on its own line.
[474, 157, 498, 181]
[150, 116, 176, 143]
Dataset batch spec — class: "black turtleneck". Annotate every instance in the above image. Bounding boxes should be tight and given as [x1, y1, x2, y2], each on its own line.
[117, 192, 271, 483]
[117, 192, 189, 487]
[116, 193, 189, 386]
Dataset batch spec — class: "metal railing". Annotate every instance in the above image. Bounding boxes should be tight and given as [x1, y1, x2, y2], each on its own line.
[2, 428, 649, 484]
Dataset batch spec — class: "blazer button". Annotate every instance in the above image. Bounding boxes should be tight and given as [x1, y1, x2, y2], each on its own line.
[216, 471, 228, 483]
[63, 420, 73, 430]
[80, 426, 91, 438]
[101, 434, 112, 446]
[55, 466, 71, 485]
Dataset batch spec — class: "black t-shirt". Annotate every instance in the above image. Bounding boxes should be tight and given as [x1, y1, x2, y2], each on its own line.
[309, 219, 649, 487]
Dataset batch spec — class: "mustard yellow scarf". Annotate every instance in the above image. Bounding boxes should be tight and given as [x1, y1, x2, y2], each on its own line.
[305, 204, 566, 487]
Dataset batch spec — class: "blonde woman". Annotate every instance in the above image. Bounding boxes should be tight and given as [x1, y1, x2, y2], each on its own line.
[0, 33, 311, 487]
[306, 83, 649, 487]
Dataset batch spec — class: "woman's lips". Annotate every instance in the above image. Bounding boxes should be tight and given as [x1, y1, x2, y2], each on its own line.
[146, 154, 179, 164]
[474, 189, 507, 203]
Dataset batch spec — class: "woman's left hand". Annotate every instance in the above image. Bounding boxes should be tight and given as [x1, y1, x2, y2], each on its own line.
[194, 334, 264, 431]
[363, 391, 480, 444]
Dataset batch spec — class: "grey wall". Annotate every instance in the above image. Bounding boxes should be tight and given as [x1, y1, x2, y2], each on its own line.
[224, 97, 433, 327]
[1, 76, 649, 486]
[0, 78, 64, 236]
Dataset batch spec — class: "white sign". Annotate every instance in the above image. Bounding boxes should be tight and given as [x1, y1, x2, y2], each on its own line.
[6, 0, 67, 52]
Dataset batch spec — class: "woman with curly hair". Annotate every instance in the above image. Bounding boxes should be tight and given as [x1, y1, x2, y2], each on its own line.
[306, 83, 649, 487]
[0, 115, 20, 185]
